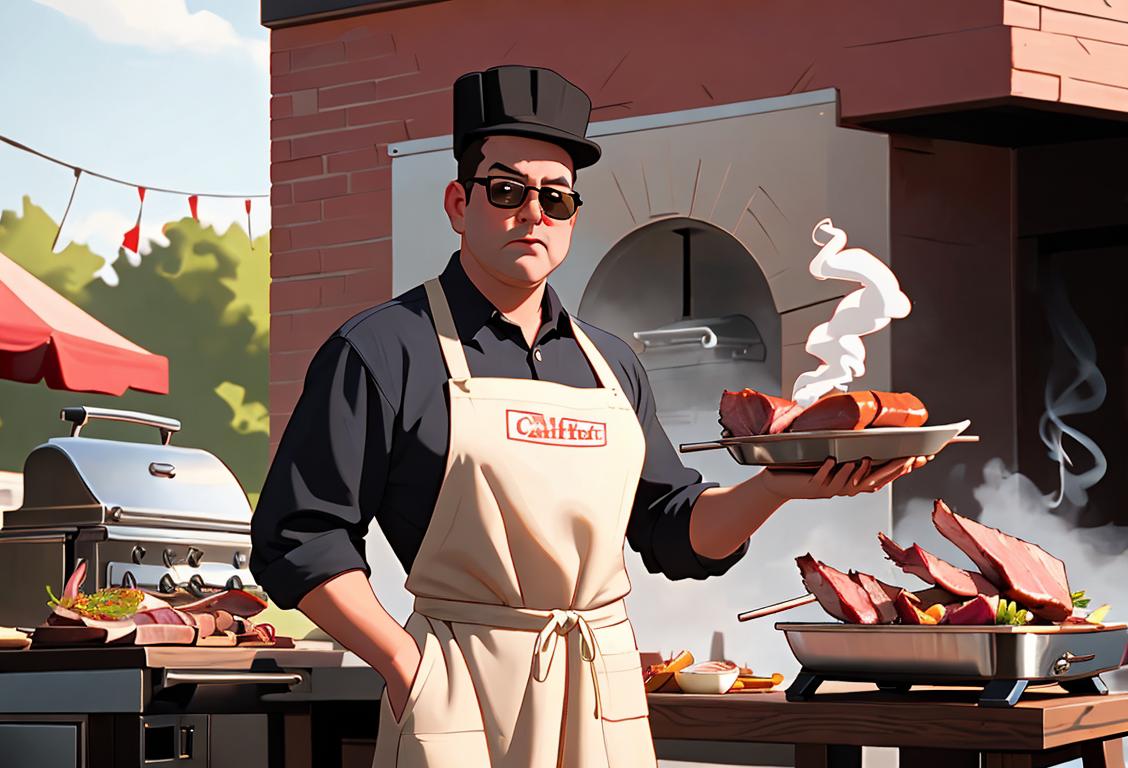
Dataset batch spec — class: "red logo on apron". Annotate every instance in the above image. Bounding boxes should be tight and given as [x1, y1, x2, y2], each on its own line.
[506, 409, 607, 447]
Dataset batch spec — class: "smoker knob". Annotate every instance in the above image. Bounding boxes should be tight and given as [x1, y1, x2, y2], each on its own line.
[121, 571, 138, 589]
[186, 547, 204, 568]
[232, 551, 248, 569]
[187, 574, 206, 599]
[158, 574, 176, 594]
[225, 575, 244, 591]
[162, 548, 176, 568]
[131, 545, 146, 564]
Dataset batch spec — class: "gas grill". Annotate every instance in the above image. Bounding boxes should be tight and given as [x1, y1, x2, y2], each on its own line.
[0, 406, 387, 767]
[0, 406, 258, 629]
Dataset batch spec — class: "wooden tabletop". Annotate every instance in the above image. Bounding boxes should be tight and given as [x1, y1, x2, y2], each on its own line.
[0, 644, 344, 672]
[647, 682, 1128, 752]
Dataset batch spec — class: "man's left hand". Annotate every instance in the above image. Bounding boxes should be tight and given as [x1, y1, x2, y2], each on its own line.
[758, 455, 932, 502]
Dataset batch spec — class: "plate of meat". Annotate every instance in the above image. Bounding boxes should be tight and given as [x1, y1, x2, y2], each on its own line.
[680, 388, 976, 466]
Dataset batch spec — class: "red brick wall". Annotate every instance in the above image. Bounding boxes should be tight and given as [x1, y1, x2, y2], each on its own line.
[267, 0, 1118, 454]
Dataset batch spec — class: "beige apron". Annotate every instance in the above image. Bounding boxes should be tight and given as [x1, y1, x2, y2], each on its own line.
[372, 278, 656, 768]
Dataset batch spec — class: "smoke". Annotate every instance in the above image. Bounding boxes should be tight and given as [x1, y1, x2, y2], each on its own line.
[1038, 273, 1108, 509]
[895, 267, 1126, 628]
[791, 218, 911, 406]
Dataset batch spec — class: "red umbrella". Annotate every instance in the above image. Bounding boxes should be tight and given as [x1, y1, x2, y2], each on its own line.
[0, 250, 168, 395]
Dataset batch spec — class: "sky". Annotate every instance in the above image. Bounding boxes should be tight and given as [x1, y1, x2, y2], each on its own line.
[0, 0, 270, 284]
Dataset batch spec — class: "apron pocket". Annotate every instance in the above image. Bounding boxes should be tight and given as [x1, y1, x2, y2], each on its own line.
[389, 630, 439, 728]
[596, 649, 650, 722]
[397, 730, 490, 766]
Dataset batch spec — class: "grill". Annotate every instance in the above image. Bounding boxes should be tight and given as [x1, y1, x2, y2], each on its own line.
[0, 406, 257, 629]
[0, 407, 386, 767]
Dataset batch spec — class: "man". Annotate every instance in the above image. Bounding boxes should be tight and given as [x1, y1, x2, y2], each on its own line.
[251, 65, 926, 767]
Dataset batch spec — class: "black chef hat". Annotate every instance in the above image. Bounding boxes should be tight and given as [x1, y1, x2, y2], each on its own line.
[452, 65, 602, 170]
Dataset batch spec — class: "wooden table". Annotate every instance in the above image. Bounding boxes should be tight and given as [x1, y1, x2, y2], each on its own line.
[648, 682, 1128, 767]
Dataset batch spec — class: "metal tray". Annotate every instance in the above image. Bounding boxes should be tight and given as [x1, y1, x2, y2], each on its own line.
[777, 621, 1128, 706]
[680, 420, 974, 467]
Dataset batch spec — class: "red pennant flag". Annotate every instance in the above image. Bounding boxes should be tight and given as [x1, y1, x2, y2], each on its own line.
[121, 186, 146, 254]
[245, 198, 254, 249]
[188, 194, 199, 221]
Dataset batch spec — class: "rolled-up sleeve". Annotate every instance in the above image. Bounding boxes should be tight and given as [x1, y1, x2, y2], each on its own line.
[623, 352, 749, 580]
[250, 336, 393, 609]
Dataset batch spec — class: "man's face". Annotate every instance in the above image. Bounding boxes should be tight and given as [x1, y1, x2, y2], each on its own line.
[445, 135, 578, 288]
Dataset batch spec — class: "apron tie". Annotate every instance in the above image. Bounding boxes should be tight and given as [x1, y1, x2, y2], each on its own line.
[533, 609, 603, 719]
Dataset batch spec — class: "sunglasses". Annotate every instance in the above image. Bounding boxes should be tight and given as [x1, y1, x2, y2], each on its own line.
[465, 176, 583, 221]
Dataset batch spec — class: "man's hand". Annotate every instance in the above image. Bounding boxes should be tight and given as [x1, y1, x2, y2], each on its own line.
[758, 455, 932, 502]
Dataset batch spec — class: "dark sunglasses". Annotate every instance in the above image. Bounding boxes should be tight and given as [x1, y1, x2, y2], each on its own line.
[464, 176, 582, 220]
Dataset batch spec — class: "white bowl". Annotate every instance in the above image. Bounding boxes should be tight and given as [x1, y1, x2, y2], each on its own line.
[674, 667, 739, 694]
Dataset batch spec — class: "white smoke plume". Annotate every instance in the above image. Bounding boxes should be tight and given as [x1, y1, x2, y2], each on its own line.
[791, 218, 911, 406]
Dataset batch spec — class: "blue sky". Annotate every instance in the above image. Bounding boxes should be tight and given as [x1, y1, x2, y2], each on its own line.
[0, 0, 269, 284]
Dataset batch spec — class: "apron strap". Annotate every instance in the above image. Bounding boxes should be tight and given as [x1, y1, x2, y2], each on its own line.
[424, 278, 472, 381]
[570, 318, 623, 395]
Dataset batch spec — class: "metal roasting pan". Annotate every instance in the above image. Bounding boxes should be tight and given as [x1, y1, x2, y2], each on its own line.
[776, 622, 1128, 706]
[680, 420, 976, 466]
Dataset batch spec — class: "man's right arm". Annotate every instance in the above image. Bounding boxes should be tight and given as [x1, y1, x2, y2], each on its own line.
[249, 336, 420, 719]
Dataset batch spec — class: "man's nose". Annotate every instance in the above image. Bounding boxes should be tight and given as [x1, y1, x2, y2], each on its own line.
[516, 190, 544, 224]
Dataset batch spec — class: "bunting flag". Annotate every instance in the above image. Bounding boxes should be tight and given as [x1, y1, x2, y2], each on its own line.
[51, 168, 83, 253]
[245, 199, 253, 249]
[0, 134, 267, 257]
[121, 186, 146, 254]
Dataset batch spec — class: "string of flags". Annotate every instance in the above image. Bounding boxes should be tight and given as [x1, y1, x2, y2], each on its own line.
[1, 134, 268, 254]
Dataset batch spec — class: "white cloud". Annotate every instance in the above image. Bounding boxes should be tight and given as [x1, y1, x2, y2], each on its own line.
[33, 0, 267, 72]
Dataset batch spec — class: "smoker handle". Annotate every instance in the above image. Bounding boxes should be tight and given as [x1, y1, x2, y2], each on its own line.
[634, 326, 719, 349]
[162, 670, 304, 688]
[61, 406, 182, 445]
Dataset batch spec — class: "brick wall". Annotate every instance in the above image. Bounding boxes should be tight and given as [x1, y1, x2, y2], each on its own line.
[266, 0, 1128, 455]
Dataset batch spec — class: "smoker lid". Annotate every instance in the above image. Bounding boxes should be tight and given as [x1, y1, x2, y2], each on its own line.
[8, 436, 252, 532]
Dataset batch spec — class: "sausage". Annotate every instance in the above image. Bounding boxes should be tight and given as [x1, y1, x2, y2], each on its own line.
[871, 392, 928, 427]
[788, 392, 879, 432]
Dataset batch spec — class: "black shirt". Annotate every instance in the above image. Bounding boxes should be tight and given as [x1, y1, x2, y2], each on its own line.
[250, 253, 749, 609]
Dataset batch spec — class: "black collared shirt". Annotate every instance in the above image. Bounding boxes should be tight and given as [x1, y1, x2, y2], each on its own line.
[250, 253, 749, 609]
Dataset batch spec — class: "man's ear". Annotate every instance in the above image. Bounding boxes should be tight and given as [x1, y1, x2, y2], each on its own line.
[444, 180, 468, 235]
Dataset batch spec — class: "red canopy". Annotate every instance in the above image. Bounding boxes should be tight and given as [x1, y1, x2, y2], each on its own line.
[0, 250, 168, 395]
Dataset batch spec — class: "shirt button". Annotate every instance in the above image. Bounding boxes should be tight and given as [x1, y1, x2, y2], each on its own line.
[534, 347, 543, 362]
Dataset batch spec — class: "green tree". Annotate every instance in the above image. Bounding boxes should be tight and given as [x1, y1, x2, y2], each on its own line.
[0, 196, 270, 504]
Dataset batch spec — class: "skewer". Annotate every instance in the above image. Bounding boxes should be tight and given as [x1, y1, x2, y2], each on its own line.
[738, 594, 816, 622]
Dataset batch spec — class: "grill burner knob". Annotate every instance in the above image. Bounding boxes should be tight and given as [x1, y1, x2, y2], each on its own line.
[121, 571, 137, 589]
[232, 551, 247, 569]
[187, 574, 206, 598]
[158, 574, 176, 594]
[225, 575, 244, 591]
[162, 548, 176, 568]
[131, 545, 146, 564]
[186, 546, 204, 568]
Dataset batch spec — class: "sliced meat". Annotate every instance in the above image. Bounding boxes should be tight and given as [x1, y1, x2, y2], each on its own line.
[878, 532, 998, 598]
[192, 611, 217, 639]
[796, 555, 879, 624]
[767, 402, 806, 434]
[931, 500, 1072, 621]
[133, 607, 192, 626]
[871, 392, 928, 428]
[719, 389, 800, 437]
[893, 591, 930, 624]
[177, 589, 267, 619]
[946, 595, 999, 626]
[133, 624, 197, 645]
[848, 571, 898, 624]
[789, 392, 879, 432]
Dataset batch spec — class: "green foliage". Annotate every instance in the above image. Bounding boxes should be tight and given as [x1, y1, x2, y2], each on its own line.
[1072, 590, 1091, 609]
[0, 197, 270, 500]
